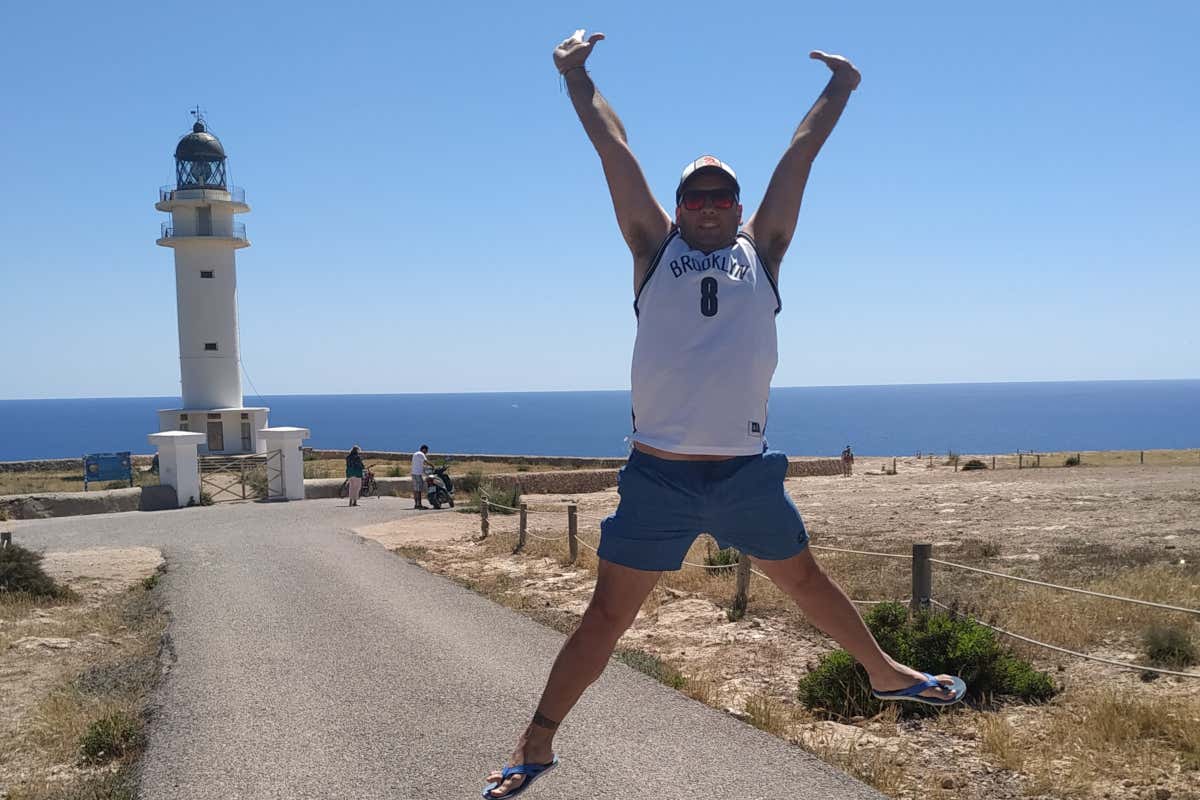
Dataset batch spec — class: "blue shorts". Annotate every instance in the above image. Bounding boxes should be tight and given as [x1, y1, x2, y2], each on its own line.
[598, 448, 809, 571]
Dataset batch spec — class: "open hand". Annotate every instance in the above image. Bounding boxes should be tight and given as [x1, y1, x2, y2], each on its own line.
[554, 28, 605, 74]
[810, 51, 861, 90]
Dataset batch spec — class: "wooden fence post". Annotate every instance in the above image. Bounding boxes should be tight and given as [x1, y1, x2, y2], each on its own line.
[911, 543, 932, 613]
[891, 457, 896, 474]
[1, 531, 11, 548]
[1036, 454, 1041, 468]
[513, 503, 528, 554]
[991, 456, 996, 470]
[731, 552, 752, 620]
[1018, 453, 1023, 470]
[567, 505, 578, 564]
[1140, 450, 1144, 465]
[480, 500, 489, 540]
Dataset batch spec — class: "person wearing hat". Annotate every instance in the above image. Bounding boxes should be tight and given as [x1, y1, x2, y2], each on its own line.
[482, 29, 965, 800]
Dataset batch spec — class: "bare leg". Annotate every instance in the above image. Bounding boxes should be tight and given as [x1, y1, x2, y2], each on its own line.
[754, 549, 959, 699]
[485, 559, 662, 798]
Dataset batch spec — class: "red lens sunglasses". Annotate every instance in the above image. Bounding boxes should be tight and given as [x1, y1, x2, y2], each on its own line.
[680, 188, 738, 211]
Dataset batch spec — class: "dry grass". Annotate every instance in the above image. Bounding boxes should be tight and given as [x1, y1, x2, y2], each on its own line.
[935, 562, 1200, 653]
[0, 468, 158, 497]
[974, 689, 1200, 794]
[978, 712, 1026, 772]
[1, 576, 166, 800]
[935, 449, 1200, 470]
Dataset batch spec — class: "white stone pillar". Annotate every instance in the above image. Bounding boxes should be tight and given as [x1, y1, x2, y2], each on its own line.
[147, 431, 207, 508]
[259, 427, 310, 501]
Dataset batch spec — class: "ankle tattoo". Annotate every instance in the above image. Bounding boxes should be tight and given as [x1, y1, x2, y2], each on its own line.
[531, 711, 560, 731]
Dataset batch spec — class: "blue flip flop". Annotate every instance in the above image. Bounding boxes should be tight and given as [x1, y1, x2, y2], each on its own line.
[482, 756, 560, 799]
[872, 673, 966, 707]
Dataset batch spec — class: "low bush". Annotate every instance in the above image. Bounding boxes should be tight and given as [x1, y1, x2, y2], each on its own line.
[459, 480, 521, 514]
[244, 467, 269, 499]
[616, 647, 686, 689]
[79, 711, 141, 764]
[1144, 624, 1198, 669]
[797, 602, 1055, 719]
[1064, 454, 1081, 467]
[961, 459, 987, 471]
[0, 543, 71, 598]
[704, 544, 740, 574]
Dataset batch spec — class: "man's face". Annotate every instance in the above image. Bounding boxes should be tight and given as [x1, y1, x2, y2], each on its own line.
[675, 172, 742, 252]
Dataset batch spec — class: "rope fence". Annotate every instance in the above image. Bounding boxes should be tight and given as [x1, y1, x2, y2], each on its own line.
[477, 496, 1200, 678]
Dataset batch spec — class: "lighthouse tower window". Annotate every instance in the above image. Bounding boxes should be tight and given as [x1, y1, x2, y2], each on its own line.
[204, 342, 218, 351]
[200, 270, 214, 279]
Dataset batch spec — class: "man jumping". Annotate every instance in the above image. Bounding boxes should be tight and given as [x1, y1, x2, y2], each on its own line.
[482, 29, 965, 799]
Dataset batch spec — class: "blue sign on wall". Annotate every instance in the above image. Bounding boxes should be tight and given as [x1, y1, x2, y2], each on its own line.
[84, 451, 132, 489]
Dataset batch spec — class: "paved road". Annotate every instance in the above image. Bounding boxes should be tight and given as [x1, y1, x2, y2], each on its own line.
[16, 498, 884, 800]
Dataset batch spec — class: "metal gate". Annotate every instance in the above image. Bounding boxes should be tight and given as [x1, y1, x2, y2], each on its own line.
[199, 450, 284, 502]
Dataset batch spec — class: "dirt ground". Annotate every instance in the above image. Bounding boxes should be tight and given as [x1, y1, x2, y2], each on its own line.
[356, 458, 1200, 800]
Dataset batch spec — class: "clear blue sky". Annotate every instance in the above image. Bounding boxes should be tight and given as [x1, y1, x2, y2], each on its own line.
[2, 0, 1197, 400]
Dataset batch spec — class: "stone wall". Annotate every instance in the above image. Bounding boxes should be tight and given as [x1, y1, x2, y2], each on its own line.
[305, 450, 627, 470]
[787, 459, 844, 477]
[0, 488, 142, 520]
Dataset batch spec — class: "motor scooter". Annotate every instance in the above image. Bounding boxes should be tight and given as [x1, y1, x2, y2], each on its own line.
[425, 464, 455, 509]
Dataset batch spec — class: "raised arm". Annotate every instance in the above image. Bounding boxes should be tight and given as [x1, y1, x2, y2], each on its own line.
[554, 30, 671, 288]
[743, 51, 861, 279]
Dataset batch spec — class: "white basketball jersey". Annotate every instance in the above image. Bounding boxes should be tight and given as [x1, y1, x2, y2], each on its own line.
[630, 228, 781, 455]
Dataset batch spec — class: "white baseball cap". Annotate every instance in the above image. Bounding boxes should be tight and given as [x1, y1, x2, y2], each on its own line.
[676, 155, 740, 204]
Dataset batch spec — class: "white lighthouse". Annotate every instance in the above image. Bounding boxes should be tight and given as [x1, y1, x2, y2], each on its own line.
[155, 114, 269, 453]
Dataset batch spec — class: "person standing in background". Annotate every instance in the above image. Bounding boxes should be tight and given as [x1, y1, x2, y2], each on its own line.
[411, 444, 430, 510]
[345, 446, 364, 506]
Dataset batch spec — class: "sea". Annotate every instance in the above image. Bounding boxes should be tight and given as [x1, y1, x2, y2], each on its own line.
[0, 380, 1197, 462]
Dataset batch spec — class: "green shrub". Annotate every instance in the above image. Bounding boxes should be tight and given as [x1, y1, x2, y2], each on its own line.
[79, 711, 140, 764]
[797, 602, 1055, 719]
[244, 467, 269, 499]
[703, 544, 740, 575]
[459, 480, 521, 514]
[1064, 455, 1081, 467]
[961, 459, 987, 471]
[616, 647, 686, 689]
[0, 544, 71, 598]
[1144, 624, 1198, 668]
[386, 465, 404, 478]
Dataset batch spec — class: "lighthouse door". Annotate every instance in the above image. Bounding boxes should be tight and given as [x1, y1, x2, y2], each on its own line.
[206, 421, 224, 452]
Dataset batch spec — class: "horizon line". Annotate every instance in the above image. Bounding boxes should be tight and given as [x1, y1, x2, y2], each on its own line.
[3, 376, 1199, 403]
